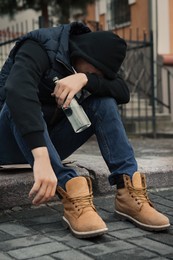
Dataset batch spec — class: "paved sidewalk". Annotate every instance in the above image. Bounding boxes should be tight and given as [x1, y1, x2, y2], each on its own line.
[0, 188, 173, 260]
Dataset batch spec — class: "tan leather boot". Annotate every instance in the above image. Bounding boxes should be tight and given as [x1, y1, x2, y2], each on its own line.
[115, 172, 170, 231]
[57, 176, 108, 238]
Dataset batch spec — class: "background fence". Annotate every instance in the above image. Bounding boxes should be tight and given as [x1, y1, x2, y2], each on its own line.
[0, 19, 38, 68]
[120, 30, 156, 135]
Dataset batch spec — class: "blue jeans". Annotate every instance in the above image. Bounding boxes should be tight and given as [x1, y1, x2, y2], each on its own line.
[0, 96, 137, 188]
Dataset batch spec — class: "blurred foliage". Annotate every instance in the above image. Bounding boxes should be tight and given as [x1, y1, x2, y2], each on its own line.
[0, 0, 94, 24]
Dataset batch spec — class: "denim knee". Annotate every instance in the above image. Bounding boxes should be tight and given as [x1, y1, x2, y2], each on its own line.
[83, 96, 119, 120]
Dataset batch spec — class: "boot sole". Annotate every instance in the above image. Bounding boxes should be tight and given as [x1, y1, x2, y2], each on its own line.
[115, 210, 170, 231]
[62, 216, 108, 238]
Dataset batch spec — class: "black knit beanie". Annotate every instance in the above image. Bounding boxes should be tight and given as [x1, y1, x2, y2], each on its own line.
[69, 31, 127, 79]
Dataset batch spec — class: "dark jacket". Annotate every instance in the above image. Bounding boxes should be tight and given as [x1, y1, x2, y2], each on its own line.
[0, 22, 130, 149]
[0, 22, 90, 110]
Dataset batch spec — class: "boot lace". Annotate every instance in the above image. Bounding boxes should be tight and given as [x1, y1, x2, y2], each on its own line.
[128, 185, 151, 205]
[70, 192, 95, 211]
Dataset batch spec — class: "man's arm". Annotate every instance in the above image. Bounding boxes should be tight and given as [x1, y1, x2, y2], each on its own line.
[29, 147, 57, 205]
[5, 40, 50, 148]
[5, 40, 57, 205]
[84, 73, 130, 104]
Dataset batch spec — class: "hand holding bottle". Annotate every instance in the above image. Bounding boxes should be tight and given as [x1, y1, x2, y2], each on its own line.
[51, 73, 88, 108]
[52, 75, 91, 133]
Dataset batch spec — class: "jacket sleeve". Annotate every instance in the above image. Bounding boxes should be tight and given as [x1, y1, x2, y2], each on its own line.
[5, 40, 50, 150]
[84, 72, 130, 104]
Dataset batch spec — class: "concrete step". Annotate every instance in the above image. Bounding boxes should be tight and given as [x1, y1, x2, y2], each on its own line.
[0, 152, 173, 209]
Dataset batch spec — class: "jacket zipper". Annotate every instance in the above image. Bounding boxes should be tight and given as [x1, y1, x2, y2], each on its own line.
[56, 59, 74, 74]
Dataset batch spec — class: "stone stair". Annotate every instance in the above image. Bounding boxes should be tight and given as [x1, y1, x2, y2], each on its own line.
[121, 94, 173, 135]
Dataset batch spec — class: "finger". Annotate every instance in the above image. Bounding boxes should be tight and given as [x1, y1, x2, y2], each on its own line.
[58, 89, 69, 106]
[38, 185, 54, 204]
[29, 181, 41, 198]
[32, 183, 47, 205]
[51, 183, 57, 198]
[63, 95, 74, 108]
[51, 87, 61, 97]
